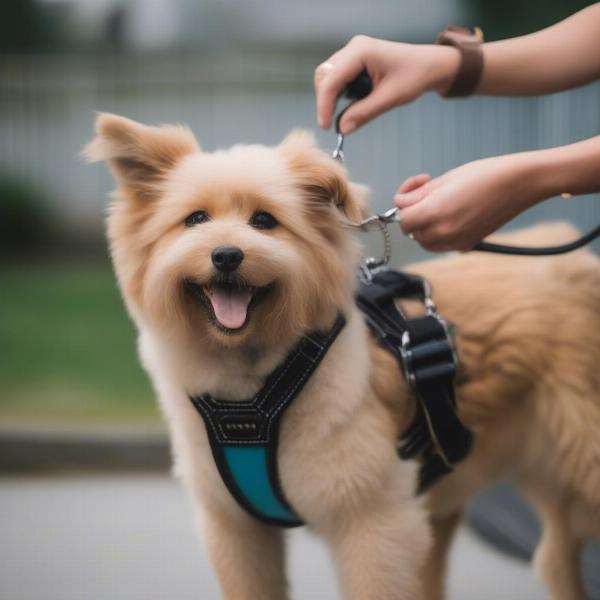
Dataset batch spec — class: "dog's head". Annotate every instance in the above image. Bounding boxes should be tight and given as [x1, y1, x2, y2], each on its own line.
[85, 114, 368, 348]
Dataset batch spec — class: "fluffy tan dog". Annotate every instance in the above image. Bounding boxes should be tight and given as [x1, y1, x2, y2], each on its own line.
[86, 114, 600, 600]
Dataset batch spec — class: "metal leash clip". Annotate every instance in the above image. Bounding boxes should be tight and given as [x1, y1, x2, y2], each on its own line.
[330, 71, 402, 278]
[332, 131, 345, 162]
[331, 70, 372, 164]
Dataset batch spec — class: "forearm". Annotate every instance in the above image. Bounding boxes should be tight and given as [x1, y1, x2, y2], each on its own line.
[476, 3, 600, 95]
[525, 135, 600, 204]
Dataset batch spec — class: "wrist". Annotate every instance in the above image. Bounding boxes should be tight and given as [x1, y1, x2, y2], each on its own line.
[483, 152, 550, 212]
[523, 148, 571, 204]
[423, 44, 461, 94]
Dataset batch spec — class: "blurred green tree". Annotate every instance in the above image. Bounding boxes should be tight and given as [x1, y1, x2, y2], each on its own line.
[0, 174, 52, 255]
[0, 0, 59, 52]
[462, 0, 595, 40]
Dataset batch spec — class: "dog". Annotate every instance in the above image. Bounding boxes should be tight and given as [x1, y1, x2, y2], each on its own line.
[86, 114, 600, 600]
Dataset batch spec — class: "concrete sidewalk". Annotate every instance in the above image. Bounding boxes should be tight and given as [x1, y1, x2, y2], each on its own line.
[0, 473, 546, 600]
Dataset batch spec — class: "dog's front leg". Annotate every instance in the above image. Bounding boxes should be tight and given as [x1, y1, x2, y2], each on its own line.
[201, 506, 289, 600]
[322, 492, 431, 600]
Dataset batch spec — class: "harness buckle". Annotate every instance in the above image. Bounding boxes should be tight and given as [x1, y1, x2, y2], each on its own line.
[396, 280, 459, 392]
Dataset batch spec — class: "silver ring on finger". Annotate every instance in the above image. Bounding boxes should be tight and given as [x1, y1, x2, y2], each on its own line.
[315, 61, 335, 74]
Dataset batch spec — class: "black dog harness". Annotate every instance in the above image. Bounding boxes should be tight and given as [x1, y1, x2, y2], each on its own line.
[189, 266, 472, 527]
[189, 314, 346, 528]
[356, 266, 473, 491]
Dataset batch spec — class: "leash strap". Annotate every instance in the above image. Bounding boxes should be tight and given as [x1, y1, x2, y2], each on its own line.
[475, 223, 600, 255]
[189, 314, 346, 527]
[355, 267, 473, 492]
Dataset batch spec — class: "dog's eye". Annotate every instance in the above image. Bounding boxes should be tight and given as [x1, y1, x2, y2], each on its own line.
[250, 211, 278, 230]
[184, 211, 209, 227]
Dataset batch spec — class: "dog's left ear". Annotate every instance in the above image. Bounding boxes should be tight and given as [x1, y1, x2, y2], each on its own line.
[279, 130, 369, 223]
[83, 113, 200, 202]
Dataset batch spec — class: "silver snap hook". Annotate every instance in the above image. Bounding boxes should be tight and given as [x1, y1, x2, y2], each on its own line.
[332, 132, 345, 162]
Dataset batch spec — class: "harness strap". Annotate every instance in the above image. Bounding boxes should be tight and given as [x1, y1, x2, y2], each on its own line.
[356, 267, 473, 492]
[189, 314, 346, 527]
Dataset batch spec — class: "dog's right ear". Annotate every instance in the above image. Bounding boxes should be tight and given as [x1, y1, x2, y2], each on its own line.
[279, 129, 369, 224]
[83, 113, 200, 201]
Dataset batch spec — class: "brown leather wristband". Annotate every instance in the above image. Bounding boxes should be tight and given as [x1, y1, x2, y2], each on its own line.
[436, 25, 484, 98]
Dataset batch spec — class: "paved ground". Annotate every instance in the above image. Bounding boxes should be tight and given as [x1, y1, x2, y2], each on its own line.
[0, 473, 546, 600]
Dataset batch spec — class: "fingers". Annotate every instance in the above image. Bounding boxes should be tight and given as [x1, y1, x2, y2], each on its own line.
[314, 48, 344, 89]
[402, 213, 473, 252]
[398, 200, 433, 236]
[337, 77, 406, 134]
[404, 226, 448, 252]
[395, 173, 431, 194]
[315, 36, 379, 130]
[315, 49, 366, 129]
[394, 182, 430, 210]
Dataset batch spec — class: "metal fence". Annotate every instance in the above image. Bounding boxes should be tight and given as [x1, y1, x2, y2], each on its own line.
[2, 49, 599, 262]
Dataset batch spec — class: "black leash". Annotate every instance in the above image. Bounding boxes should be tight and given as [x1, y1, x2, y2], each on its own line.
[334, 70, 600, 256]
[474, 224, 600, 255]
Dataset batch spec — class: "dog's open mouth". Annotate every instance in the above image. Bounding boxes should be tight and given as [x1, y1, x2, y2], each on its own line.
[185, 278, 270, 334]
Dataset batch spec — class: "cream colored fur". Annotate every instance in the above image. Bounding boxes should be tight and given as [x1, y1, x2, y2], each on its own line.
[87, 114, 600, 600]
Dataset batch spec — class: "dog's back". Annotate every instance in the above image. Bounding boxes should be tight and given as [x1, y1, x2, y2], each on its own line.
[404, 222, 600, 598]
[411, 222, 600, 503]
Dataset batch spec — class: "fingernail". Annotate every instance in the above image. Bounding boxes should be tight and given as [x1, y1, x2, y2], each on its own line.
[343, 120, 356, 134]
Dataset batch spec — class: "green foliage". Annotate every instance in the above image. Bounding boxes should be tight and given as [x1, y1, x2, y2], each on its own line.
[0, 0, 58, 52]
[0, 262, 158, 424]
[461, 0, 595, 40]
[0, 174, 53, 254]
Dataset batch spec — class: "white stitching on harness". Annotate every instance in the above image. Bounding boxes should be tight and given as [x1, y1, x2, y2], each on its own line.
[191, 347, 307, 445]
[191, 321, 341, 445]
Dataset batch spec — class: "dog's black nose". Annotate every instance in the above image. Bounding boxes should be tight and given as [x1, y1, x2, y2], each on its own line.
[211, 246, 244, 272]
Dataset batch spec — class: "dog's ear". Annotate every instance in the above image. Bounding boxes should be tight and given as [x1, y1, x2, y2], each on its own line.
[83, 113, 200, 201]
[279, 130, 369, 223]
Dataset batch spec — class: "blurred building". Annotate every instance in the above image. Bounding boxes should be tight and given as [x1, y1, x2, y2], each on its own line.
[1, 0, 598, 257]
[43, 0, 465, 49]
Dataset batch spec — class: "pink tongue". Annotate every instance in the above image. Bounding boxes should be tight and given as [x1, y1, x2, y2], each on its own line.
[208, 287, 253, 330]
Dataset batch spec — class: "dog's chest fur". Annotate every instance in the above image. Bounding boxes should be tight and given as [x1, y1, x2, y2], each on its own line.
[138, 308, 418, 521]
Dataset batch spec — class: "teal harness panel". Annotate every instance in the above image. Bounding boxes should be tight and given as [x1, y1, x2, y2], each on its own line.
[223, 445, 298, 523]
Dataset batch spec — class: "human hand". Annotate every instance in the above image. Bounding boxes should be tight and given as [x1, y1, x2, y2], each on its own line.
[395, 155, 543, 252]
[314, 35, 459, 134]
